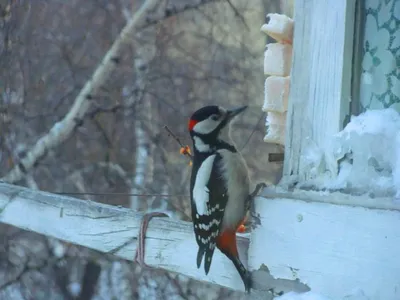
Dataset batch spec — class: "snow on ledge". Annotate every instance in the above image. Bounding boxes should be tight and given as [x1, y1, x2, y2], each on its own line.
[298, 108, 400, 200]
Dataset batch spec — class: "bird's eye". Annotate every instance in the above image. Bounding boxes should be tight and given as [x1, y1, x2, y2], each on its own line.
[210, 114, 219, 121]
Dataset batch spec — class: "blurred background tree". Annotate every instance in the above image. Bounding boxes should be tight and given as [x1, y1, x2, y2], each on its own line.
[0, 0, 283, 298]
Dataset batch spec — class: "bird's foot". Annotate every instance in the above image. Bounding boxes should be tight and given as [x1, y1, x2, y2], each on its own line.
[244, 271, 252, 294]
[250, 182, 267, 199]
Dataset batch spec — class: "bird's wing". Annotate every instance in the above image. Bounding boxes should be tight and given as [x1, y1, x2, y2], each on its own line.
[191, 152, 228, 274]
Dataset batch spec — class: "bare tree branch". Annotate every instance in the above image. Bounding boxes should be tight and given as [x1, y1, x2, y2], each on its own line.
[1, 0, 158, 183]
[1, 0, 221, 184]
[142, 0, 222, 28]
[225, 0, 250, 30]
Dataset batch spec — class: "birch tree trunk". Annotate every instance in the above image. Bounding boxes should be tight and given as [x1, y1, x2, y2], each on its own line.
[131, 120, 148, 211]
[130, 26, 157, 210]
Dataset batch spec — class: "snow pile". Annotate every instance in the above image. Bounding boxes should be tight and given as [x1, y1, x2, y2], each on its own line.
[301, 108, 400, 198]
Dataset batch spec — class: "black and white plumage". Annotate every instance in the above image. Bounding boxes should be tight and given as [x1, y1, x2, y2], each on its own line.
[188, 105, 252, 292]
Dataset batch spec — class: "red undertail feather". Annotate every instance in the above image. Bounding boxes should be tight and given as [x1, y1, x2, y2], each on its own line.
[216, 229, 238, 258]
[217, 228, 252, 293]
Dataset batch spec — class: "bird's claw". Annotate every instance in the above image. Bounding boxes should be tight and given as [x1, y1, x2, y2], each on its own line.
[250, 182, 267, 199]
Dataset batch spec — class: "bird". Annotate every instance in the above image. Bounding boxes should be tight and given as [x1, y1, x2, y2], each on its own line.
[188, 104, 252, 292]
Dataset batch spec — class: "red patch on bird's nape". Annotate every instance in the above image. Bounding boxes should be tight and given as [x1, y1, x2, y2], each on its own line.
[216, 229, 239, 258]
[188, 119, 198, 131]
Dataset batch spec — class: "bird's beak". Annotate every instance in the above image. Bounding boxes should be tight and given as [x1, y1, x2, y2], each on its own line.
[226, 106, 248, 121]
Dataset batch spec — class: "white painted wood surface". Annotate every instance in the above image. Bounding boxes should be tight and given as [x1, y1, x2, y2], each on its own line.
[262, 186, 400, 212]
[250, 194, 400, 300]
[284, 0, 356, 183]
[0, 183, 248, 292]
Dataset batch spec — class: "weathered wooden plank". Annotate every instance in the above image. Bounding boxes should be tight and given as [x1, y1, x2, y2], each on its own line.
[262, 186, 400, 212]
[284, 0, 356, 183]
[0, 183, 248, 292]
[250, 195, 400, 299]
[6, 182, 398, 297]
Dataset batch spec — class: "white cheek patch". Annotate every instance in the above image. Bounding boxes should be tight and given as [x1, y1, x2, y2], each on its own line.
[193, 136, 211, 152]
[193, 154, 216, 215]
[193, 119, 219, 134]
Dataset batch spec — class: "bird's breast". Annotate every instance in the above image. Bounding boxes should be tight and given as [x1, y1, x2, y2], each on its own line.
[217, 149, 250, 230]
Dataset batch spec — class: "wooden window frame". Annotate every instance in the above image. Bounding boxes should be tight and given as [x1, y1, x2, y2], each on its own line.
[250, 2, 400, 299]
[282, 0, 357, 185]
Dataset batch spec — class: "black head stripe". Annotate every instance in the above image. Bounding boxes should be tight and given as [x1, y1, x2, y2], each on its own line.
[190, 105, 220, 122]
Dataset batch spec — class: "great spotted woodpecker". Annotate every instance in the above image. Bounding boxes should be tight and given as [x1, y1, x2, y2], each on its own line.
[188, 105, 252, 292]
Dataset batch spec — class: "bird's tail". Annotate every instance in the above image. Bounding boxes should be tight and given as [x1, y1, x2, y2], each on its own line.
[197, 246, 216, 275]
[216, 229, 252, 293]
[230, 254, 252, 293]
[196, 246, 204, 269]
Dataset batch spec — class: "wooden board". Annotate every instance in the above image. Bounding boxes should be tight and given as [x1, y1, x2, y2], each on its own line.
[0, 183, 248, 292]
[250, 195, 400, 299]
[284, 0, 356, 183]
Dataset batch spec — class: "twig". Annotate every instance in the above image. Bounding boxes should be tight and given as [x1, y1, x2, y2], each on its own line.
[240, 111, 264, 151]
[164, 125, 193, 159]
[226, 0, 249, 30]
[163, 125, 186, 148]
[55, 192, 189, 197]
